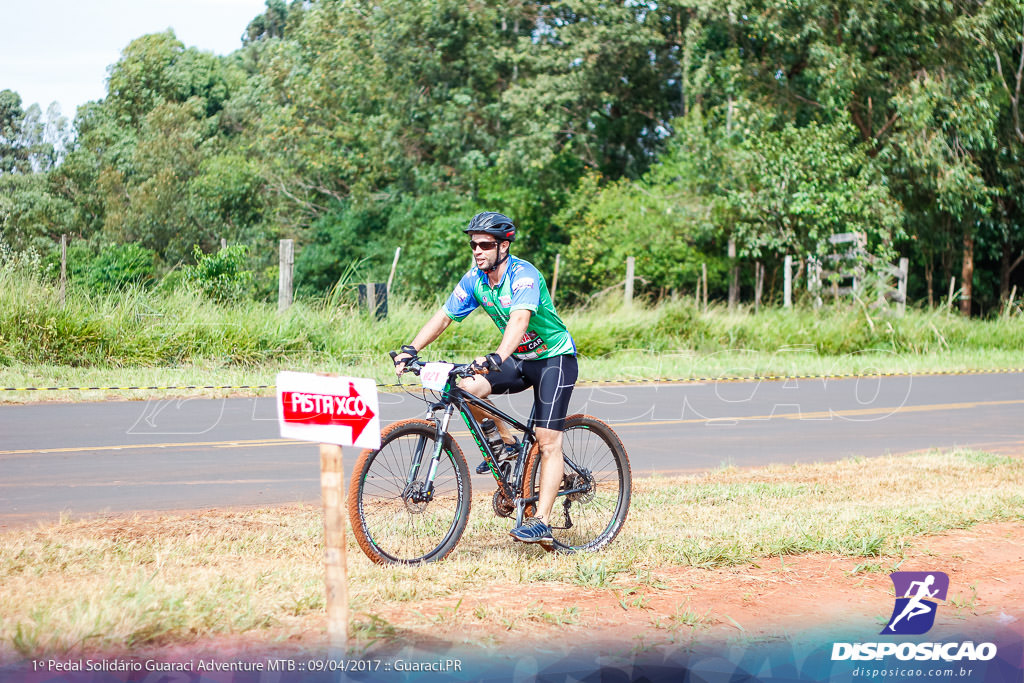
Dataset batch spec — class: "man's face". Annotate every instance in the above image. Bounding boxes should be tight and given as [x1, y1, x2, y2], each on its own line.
[468, 231, 506, 271]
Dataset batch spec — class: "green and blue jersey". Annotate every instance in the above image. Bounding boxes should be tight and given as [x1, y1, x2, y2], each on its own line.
[443, 256, 576, 360]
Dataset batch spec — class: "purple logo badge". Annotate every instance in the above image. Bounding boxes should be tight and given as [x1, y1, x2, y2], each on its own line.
[882, 572, 949, 635]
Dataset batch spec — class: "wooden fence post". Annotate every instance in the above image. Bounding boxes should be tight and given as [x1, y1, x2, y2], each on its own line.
[59, 234, 67, 307]
[754, 261, 764, 313]
[728, 238, 739, 310]
[947, 276, 956, 313]
[897, 257, 909, 316]
[320, 443, 348, 657]
[784, 255, 793, 308]
[386, 247, 401, 296]
[701, 262, 708, 313]
[811, 256, 823, 309]
[625, 256, 635, 306]
[278, 239, 294, 312]
[551, 253, 561, 302]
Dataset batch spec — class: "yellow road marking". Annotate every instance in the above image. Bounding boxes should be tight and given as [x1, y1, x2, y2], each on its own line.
[610, 398, 1024, 428]
[2, 398, 1022, 457]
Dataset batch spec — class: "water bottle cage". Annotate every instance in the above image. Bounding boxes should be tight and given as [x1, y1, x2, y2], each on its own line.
[480, 419, 504, 458]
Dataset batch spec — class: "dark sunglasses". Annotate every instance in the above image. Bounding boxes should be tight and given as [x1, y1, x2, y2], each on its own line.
[469, 240, 499, 251]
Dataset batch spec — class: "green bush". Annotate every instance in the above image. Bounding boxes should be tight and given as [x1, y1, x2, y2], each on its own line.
[86, 243, 156, 292]
[182, 244, 254, 303]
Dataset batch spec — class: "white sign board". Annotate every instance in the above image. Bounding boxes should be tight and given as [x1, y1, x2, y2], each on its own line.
[276, 372, 381, 449]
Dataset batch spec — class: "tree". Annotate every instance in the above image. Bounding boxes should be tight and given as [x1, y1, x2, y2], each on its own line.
[729, 120, 904, 269]
[5, 0, 1022, 312]
[244, 0, 292, 43]
[500, 0, 678, 179]
[882, 62, 998, 316]
[961, 0, 1024, 305]
[56, 32, 257, 268]
[561, 172, 720, 304]
[106, 31, 232, 126]
[0, 89, 27, 174]
[0, 172, 74, 252]
[0, 91, 74, 251]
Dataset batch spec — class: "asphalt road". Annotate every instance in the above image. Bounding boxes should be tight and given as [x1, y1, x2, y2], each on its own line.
[1, 372, 1022, 529]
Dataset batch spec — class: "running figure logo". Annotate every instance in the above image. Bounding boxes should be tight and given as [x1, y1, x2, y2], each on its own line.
[882, 571, 949, 635]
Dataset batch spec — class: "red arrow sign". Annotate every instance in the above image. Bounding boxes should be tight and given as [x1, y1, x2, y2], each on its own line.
[281, 382, 376, 442]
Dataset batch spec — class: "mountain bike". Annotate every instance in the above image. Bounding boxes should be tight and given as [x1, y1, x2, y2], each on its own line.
[347, 355, 631, 565]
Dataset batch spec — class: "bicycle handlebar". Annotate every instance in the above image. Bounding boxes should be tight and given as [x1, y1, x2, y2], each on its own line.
[388, 351, 479, 380]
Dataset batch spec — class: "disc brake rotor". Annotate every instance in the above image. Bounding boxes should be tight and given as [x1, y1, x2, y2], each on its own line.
[402, 481, 430, 513]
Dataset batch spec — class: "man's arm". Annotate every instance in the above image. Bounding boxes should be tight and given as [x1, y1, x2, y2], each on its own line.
[395, 308, 453, 372]
[410, 307, 454, 351]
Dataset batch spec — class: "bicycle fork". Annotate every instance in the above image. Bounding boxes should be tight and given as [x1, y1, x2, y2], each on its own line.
[405, 404, 457, 504]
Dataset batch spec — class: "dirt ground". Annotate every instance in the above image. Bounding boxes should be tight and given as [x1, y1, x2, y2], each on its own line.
[370, 521, 1024, 649]
[130, 520, 1024, 665]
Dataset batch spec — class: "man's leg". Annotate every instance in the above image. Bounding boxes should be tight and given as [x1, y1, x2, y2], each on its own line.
[460, 360, 527, 447]
[464, 397, 516, 444]
[509, 354, 577, 544]
[533, 427, 564, 524]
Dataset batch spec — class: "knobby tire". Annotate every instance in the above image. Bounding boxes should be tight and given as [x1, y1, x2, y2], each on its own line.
[522, 414, 631, 553]
[348, 419, 472, 565]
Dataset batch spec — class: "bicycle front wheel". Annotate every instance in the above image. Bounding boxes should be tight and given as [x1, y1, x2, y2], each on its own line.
[348, 419, 472, 564]
[524, 414, 631, 553]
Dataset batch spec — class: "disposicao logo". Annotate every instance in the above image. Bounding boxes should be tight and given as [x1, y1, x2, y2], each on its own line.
[831, 571, 998, 663]
[883, 571, 949, 635]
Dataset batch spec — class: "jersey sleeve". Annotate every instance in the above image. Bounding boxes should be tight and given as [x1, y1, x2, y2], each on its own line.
[508, 261, 541, 312]
[443, 270, 480, 321]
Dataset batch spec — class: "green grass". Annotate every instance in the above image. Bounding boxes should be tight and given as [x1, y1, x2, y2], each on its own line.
[0, 269, 1021, 402]
[1, 449, 1021, 658]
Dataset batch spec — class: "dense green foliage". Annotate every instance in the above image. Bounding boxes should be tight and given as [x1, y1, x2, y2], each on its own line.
[85, 243, 157, 292]
[2, 0, 1023, 315]
[182, 244, 255, 302]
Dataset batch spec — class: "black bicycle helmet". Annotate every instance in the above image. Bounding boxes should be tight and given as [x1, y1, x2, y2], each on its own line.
[463, 212, 516, 242]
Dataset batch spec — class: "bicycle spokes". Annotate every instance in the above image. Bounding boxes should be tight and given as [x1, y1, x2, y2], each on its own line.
[350, 420, 471, 564]
[522, 415, 631, 553]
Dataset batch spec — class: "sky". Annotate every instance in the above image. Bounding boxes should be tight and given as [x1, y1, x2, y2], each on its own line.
[1, 0, 269, 119]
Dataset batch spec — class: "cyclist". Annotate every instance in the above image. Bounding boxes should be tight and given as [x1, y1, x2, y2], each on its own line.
[393, 211, 578, 545]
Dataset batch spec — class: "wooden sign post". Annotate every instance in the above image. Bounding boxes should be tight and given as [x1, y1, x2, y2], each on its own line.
[276, 372, 381, 657]
[320, 443, 347, 657]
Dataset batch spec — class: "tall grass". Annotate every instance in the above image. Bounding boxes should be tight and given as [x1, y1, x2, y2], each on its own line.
[1, 270, 1020, 373]
[565, 292, 1024, 357]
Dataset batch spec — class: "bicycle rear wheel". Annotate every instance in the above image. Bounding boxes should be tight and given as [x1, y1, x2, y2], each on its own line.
[348, 419, 471, 564]
[523, 414, 631, 553]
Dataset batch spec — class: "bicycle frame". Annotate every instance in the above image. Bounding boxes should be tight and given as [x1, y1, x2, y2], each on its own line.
[405, 368, 591, 527]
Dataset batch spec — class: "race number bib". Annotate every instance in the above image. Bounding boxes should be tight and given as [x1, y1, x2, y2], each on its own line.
[420, 362, 454, 391]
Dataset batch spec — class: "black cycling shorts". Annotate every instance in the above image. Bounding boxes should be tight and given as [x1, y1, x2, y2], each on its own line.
[483, 354, 578, 432]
